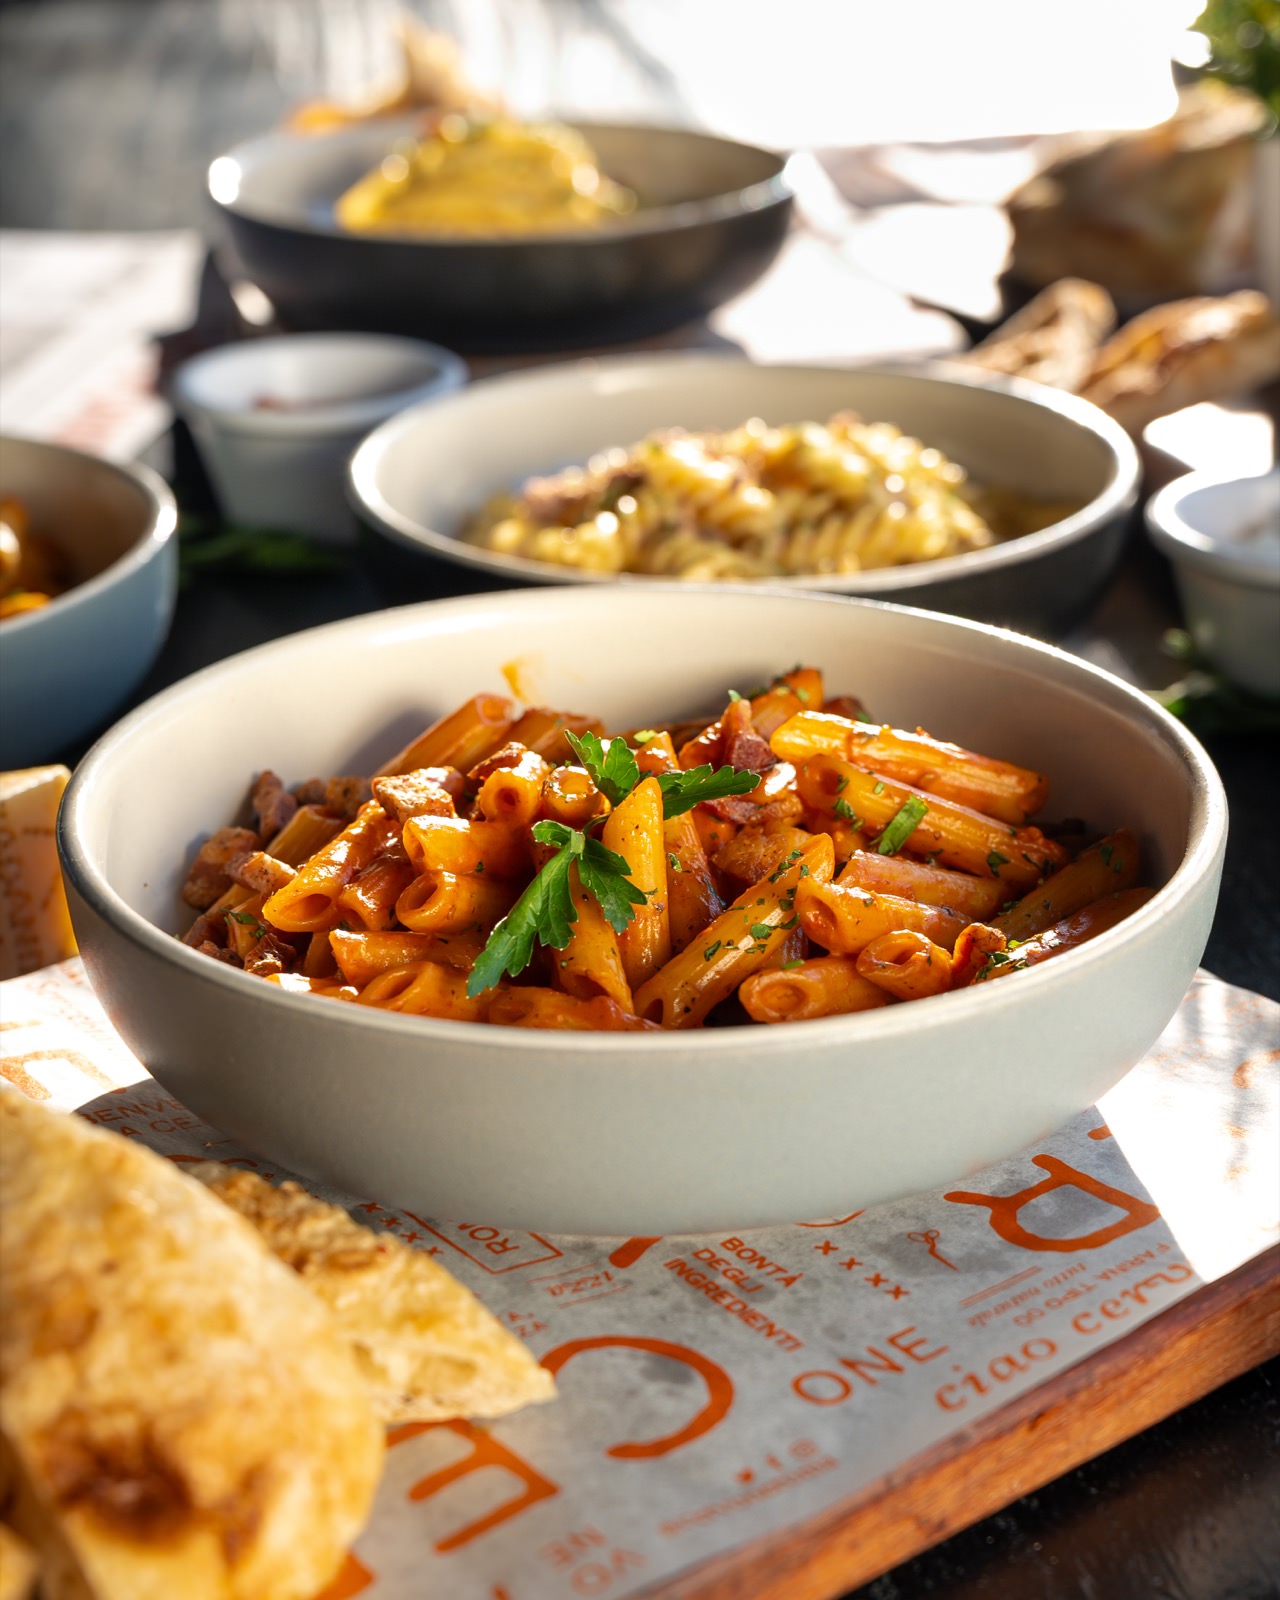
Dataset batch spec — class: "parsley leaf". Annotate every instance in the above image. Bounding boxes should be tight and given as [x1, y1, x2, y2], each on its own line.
[876, 796, 929, 855]
[656, 764, 761, 818]
[565, 729, 640, 808]
[577, 833, 650, 934]
[466, 830, 580, 996]
[833, 797, 857, 822]
[467, 820, 650, 994]
[987, 850, 1010, 871]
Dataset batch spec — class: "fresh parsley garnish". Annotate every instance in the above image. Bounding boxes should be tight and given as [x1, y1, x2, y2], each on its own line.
[655, 764, 761, 818]
[833, 797, 856, 821]
[876, 796, 929, 855]
[987, 850, 1010, 871]
[465, 820, 648, 997]
[565, 729, 640, 808]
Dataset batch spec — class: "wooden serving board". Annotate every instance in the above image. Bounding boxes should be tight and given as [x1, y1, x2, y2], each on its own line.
[655, 1244, 1280, 1600]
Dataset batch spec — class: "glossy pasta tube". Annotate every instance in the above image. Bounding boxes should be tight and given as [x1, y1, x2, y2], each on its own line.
[634, 832, 835, 1029]
[634, 731, 723, 950]
[508, 707, 604, 761]
[556, 866, 634, 1011]
[263, 803, 400, 934]
[401, 815, 529, 878]
[950, 922, 1009, 988]
[795, 878, 968, 957]
[330, 928, 484, 986]
[336, 851, 417, 931]
[602, 776, 670, 988]
[976, 888, 1155, 981]
[476, 748, 552, 829]
[186, 804, 346, 942]
[537, 765, 607, 828]
[739, 957, 890, 1023]
[856, 931, 953, 1000]
[356, 960, 490, 1021]
[394, 869, 517, 935]
[795, 753, 1064, 888]
[489, 988, 659, 1031]
[302, 929, 338, 978]
[837, 849, 1008, 922]
[771, 711, 1048, 824]
[993, 830, 1141, 941]
[224, 893, 269, 961]
[376, 693, 516, 778]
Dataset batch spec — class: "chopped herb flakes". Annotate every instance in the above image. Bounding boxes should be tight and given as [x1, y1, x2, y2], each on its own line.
[876, 796, 929, 855]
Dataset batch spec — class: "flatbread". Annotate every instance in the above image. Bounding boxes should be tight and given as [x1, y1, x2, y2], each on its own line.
[0, 1094, 383, 1600]
[961, 279, 1116, 392]
[190, 1164, 557, 1424]
[1079, 289, 1280, 433]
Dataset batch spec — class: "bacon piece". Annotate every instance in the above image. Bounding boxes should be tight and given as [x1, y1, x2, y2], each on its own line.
[251, 770, 297, 839]
[371, 766, 462, 823]
[181, 827, 262, 909]
[292, 777, 328, 806]
[465, 743, 534, 782]
[722, 698, 777, 776]
[193, 939, 241, 966]
[226, 850, 297, 896]
[325, 776, 373, 819]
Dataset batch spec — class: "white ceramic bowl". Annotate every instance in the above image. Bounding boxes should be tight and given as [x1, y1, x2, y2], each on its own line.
[349, 355, 1140, 634]
[0, 436, 177, 767]
[172, 333, 466, 542]
[58, 586, 1225, 1235]
[1145, 467, 1280, 698]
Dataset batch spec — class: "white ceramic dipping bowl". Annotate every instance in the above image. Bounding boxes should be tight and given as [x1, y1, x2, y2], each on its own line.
[172, 333, 466, 542]
[0, 436, 177, 767]
[59, 586, 1226, 1235]
[1146, 467, 1280, 698]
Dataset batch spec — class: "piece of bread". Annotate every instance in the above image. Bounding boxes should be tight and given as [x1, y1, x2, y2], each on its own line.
[189, 1164, 557, 1424]
[0, 1094, 383, 1600]
[1005, 82, 1267, 302]
[961, 278, 1116, 392]
[1078, 289, 1280, 434]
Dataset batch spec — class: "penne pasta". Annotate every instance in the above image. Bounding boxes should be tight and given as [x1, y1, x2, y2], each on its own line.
[855, 930, 953, 1001]
[740, 956, 890, 1023]
[796, 878, 968, 957]
[181, 677, 1153, 1031]
[394, 870, 518, 935]
[993, 829, 1141, 941]
[795, 752, 1064, 888]
[634, 833, 834, 1028]
[602, 776, 670, 988]
[772, 710, 1048, 824]
[837, 849, 1008, 922]
[377, 694, 516, 778]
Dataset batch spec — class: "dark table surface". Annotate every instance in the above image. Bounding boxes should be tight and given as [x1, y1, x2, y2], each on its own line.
[6, 0, 1280, 1595]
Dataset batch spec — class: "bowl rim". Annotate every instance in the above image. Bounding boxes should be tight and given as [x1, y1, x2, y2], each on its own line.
[347, 352, 1143, 596]
[59, 584, 1226, 1061]
[169, 332, 469, 438]
[208, 117, 796, 248]
[1145, 466, 1280, 591]
[0, 436, 178, 636]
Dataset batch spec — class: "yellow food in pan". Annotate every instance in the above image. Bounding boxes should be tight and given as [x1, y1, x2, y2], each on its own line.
[335, 115, 636, 236]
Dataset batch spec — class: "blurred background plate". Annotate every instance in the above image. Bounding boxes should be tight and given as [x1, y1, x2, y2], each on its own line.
[209, 118, 795, 350]
[350, 354, 1140, 634]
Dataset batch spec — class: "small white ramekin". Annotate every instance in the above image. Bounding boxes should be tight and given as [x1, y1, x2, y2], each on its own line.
[1146, 467, 1280, 699]
[171, 333, 466, 543]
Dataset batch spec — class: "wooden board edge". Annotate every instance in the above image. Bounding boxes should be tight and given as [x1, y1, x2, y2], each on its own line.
[647, 1244, 1280, 1600]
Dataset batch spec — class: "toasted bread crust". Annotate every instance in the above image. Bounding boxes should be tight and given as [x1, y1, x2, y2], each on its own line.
[0, 1095, 383, 1600]
[190, 1164, 556, 1424]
